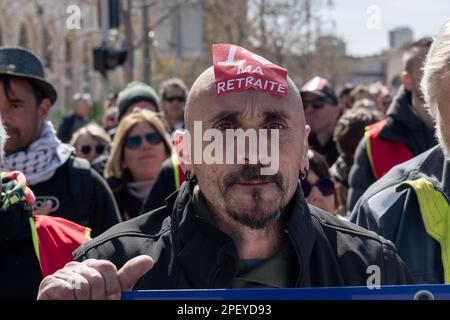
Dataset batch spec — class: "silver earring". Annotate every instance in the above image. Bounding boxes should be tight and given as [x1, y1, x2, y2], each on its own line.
[300, 169, 308, 180]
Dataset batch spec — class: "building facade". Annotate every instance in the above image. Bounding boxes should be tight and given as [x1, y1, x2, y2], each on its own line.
[0, 0, 104, 119]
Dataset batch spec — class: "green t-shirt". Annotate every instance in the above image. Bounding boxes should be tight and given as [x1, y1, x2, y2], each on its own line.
[232, 241, 298, 288]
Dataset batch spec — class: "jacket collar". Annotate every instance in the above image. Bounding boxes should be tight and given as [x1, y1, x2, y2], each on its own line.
[281, 183, 318, 285]
[164, 179, 318, 287]
[412, 146, 450, 203]
[165, 179, 238, 287]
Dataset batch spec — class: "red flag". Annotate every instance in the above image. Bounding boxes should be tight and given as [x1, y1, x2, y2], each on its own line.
[30, 215, 91, 278]
[212, 44, 288, 96]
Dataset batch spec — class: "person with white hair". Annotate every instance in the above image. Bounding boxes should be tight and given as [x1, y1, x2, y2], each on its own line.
[58, 93, 92, 143]
[351, 19, 450, 284]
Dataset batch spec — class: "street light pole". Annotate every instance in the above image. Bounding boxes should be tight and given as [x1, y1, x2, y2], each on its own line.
[123, 0, 134, 83]
[100, 0, 110, 100]
[142, 4, 151, 85]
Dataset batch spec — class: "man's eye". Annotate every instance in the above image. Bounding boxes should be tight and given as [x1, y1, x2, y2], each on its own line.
[11, 104, 20, 109]
[216, 122, 236, 131]
[265, 122, 284, 130]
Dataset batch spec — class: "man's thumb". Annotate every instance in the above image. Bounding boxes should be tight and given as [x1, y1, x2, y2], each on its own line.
[118, 255, 154, 291]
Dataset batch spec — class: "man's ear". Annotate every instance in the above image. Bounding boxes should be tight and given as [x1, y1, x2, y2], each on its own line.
[173, 129, 193, 175]
[300, 125, 311, 174]
[38, 98, 51, 122]
[401, 71, 411, 91]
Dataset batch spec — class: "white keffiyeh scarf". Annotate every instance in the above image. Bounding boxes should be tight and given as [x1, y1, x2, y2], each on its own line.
[2, 121, 75, 186]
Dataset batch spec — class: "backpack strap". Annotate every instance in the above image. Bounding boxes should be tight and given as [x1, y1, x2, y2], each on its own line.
[68, 156, 93, 226]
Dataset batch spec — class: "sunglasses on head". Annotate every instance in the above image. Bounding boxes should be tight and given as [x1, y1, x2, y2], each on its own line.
[164, 96, 186, 103]
[301, 178, 335, 198]
[80, 144, 105, 155]
[125, 132, 163, 149]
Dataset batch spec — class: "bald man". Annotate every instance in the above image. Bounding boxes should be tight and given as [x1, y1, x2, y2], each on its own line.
[38, 47, 411, 300]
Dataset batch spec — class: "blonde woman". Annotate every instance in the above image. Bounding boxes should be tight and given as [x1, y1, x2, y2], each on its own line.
[104, 108, 172, 220]
[70, 123, 112, 163]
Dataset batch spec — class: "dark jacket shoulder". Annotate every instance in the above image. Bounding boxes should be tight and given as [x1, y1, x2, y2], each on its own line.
[141, 157, 177, 214]
[32, 156, 121, 236]
[350, 146, 446, 283]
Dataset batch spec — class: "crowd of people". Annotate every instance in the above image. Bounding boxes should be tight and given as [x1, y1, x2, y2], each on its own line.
[1, 18, 450, 300]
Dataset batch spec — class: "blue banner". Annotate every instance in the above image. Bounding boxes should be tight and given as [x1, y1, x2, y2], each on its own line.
[122, 284, 450, 300]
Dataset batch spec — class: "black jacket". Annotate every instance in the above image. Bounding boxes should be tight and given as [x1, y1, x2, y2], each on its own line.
[350, 146, 449, 284]
[57, 113, 88, 143]
[0, 206, 42, 300]
[74, 179, 412, 289]
[347, 88, 436, 211]
[0, 158, 121, 300]
[31, 157, 121, 236]
[141, 157, 178, 214]
[107, 176, 143, 221]
[309, 134, 339, 167]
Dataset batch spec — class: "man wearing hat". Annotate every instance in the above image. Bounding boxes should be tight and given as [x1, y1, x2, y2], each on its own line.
[38, 44, 411, 300]
[0, 46, 121, 237]
[300, 77, 342, 166]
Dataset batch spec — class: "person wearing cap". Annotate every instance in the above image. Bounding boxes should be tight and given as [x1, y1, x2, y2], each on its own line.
[107, 81, 162, 140]
[0, 46, 121, 237]
[300, 77, 342, 166]
[57, 93, 92, 143]
[351, 20, 450, 284]
[347, 38, 437, 212]
[116, 81, 161, 123]
[37, 44, 411, 300]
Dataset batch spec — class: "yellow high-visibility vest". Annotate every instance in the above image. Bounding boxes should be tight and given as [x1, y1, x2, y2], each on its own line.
[401, 178, 450, 283]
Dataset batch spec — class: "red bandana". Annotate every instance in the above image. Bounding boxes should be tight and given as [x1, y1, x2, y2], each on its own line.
[212, 44, 288, 96]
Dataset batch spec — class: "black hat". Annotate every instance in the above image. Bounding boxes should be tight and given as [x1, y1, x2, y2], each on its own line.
[300, 76, 339, 106]
[0, 47, 57, 104]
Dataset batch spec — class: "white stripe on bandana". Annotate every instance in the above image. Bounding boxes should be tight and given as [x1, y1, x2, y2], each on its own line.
[2, 121, 75, 186]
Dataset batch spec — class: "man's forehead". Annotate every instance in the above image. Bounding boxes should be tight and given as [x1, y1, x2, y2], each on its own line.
[0, 77, 32, 90]
[185, 67, 303, 125]
[0, 77, 34, 98]
[193, 88, 298, 120]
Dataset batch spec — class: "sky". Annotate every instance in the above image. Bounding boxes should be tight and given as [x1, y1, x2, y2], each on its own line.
[328, 0, 450, 56]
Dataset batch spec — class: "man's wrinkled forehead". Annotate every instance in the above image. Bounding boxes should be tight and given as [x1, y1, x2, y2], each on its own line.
[185, 68, 303, 127]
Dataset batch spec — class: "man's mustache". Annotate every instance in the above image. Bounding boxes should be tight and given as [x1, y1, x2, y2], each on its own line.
[223, 165, 284, 189]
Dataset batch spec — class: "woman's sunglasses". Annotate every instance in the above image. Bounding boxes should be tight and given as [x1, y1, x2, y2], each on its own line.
[301, 178, 335, 197]
[125, 132, 163, 150]
[164, 96, 186, 103]
[80, 144, 105, 155]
